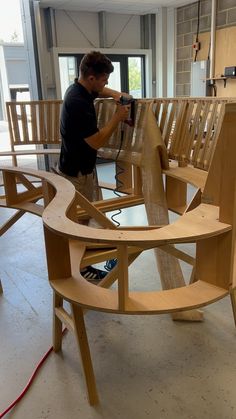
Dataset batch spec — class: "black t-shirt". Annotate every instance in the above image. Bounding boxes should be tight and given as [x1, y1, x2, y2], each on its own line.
[59, 82, 99, 176]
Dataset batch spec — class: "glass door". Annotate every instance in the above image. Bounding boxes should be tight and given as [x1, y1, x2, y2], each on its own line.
[106, 54, 145, 98]
[58, 53, 146, 98]
[59, 56, 78, 98]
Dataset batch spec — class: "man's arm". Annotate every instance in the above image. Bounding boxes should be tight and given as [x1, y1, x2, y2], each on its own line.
[99, 86, 132, 103]
[85, 104, 129, 150]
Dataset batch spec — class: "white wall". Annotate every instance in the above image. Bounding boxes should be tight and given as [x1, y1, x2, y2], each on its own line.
[105, 14, 140, 49]
[0, 43, 30, 119]
[55, 11, 100, 48]
[30, 5, 176, 100]
[54, 11, 140, 49]
[1, 44, 29, 85]
[36, 9, 144, 99]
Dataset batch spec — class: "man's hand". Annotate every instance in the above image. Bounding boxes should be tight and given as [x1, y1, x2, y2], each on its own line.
[85, 103, 130, 150]
[115, 103, 130, 122]
[100, 87, 133, 103]
[116, 93, 133, 104]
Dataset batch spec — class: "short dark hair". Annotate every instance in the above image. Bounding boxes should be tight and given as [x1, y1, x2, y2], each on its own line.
[79, 51, 114, 78]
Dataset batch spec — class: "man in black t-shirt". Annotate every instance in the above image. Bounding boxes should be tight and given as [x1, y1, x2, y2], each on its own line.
[58, 51, 130, 282]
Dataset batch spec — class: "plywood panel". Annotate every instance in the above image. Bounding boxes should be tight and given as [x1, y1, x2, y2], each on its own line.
[214, 27, 236, 97]
[195, 26, 236, 97]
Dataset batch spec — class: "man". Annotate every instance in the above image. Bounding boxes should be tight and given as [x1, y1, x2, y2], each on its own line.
[58, 51, 131, 282]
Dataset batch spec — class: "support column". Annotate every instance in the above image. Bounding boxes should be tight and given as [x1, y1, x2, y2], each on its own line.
[156, 7, 175, 98]
[140, 14, 156, 97]
[21, 0, 41, 100]
[99, 11, 107, 48]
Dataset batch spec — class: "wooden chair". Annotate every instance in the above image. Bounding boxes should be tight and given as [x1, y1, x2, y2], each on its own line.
[0, 100, 62, 237]
[154, 97, 228, 214]
[1, 100, 62, 166]
[93, 98, 227, 297]
[95, 97, 229, 216]
[1, 103, 236, 405]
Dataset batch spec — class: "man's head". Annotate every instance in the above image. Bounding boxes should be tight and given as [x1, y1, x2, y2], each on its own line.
[79, 51, 114, 93]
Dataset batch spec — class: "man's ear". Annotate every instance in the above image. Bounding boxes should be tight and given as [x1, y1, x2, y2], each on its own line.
[88, 75, 95, 83]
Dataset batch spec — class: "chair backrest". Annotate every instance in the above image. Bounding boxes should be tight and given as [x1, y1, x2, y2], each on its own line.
[151, 97, 228, 170]
[96, 98, 151, 167]
[6, 100, 63, 150]
[96, 97, 232, 172]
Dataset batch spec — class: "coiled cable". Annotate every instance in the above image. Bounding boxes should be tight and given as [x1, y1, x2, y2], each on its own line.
[110, 126, 125, 227]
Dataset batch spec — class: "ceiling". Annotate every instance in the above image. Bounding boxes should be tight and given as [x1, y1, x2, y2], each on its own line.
[39, 0, 195, 15]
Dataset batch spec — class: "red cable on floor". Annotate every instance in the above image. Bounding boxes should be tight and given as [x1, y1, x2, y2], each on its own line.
[0, 329, 67, 418]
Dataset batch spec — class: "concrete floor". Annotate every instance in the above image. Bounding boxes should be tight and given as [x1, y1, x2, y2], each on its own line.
[1, 159, 236, 418]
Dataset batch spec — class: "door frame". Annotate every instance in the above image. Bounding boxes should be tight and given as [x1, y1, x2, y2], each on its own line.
[52, 48, 152, 99]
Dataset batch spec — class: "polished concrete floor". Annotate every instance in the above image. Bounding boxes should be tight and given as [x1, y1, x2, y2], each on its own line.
[1, 161, 236, 419]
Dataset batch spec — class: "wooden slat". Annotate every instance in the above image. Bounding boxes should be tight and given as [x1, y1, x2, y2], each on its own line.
[163, 102, 176, 147]
[159, 101, 169, 133]
[20, 104, 29, 143]
[10, 103, 21, 144]
[53, 102, 61, 143]
[192, 101, 211, 166]
[169, 101, 188, 159]
[31, 103, 38, 142]
[47, 102, 52, 142]
[39, 102, 46, 142]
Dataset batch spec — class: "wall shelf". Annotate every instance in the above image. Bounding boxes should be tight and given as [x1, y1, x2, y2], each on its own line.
[206, 76, 236, 88]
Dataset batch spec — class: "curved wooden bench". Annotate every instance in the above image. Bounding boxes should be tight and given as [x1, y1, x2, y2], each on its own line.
[1, 97, 233, 234]
[1, 102, 236, 405]
[96, 97, 231, 214]
[1, 158, 235, 404]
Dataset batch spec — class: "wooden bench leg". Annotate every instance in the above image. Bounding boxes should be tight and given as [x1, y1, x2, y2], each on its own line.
[166, 176, 187, 214]
[230, 288, 236, 327]
[0, 209, 25, 237]
[186, 188, 202, 213]
[71, 304, 99, 405]
[53, 293, 63, 352]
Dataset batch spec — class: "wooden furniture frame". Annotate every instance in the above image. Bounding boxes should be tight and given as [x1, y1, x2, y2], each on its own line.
[0, 100, 62, 165]
[1, 103, 236, 404]
[0, 100, 62, 237]
[95, 97, 231, 215]
[0, 97, 234, 298]
[0, 97, 231, 207]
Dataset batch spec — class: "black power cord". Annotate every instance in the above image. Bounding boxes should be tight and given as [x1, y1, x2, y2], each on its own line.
[110, 97, 135, 227]
[194, 0, 201, 62]
[110, 125, 125, 227]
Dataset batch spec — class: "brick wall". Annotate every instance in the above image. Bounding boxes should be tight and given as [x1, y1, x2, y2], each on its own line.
[176, 0, 236, 96]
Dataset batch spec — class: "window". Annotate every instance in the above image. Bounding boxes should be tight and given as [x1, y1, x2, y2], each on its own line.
[58, 53, 146, 98]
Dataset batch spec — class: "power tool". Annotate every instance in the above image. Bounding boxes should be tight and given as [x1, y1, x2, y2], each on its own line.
[119, 95, 136, 127]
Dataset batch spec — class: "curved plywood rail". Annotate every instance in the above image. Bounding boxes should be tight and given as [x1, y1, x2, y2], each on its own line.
[0, 166, 231, 315]
[1, 166, 231, 245]
[51, 272, 229, 315]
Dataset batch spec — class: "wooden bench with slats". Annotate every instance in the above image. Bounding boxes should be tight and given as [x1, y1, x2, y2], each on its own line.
[0, 100, 62, 166]
[0, 96, 234, 230]
[1, 102, 236, 404]
[95, 97, 232, 215]
[153, 97, 229, 213]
